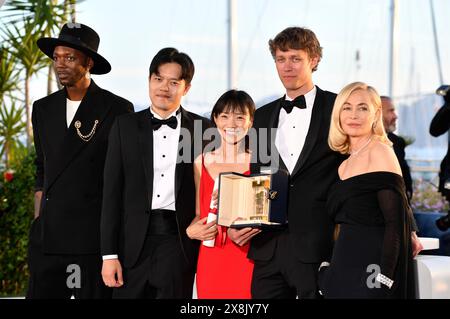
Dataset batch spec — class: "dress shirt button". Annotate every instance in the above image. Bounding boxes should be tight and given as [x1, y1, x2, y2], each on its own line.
[162, 155, 166, 158]
[157, 195, 160, 198]
[290, 184, 294, 188]
[161, 174, 164, 177]
[163, 136, 167, 139]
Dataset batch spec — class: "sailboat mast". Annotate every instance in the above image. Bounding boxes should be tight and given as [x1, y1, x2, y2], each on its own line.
[227, 0, 237, 90]
[388, 0, 398, 98]
[430, 0, 444, 84]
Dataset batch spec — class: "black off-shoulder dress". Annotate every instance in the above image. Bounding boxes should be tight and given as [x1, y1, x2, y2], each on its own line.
[320, 172, 415, 298]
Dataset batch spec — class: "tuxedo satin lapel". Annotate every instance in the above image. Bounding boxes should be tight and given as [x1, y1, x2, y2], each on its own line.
[138, 109, 154, 209]
[291, 87, 324, 177]
[47, 81, 111, 190]
[175, 107, 192, 200]
[270, 98, 288, 173]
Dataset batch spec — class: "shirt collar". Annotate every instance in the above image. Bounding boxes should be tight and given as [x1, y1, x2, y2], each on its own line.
[284, 85, 317, 108]
[150, 105, 181, 120]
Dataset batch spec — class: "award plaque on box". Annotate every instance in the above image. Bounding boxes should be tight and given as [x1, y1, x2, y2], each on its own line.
[216, 168, 288, 229]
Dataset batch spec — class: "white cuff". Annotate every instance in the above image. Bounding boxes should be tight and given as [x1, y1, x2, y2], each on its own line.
[319, 261, 330, 271]
[376, 273, 394, 289]
[102, 254, 119, 260]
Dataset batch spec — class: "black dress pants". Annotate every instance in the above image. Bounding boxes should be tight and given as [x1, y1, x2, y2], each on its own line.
[112, 210, 195, 299]
[251, 230, 321, 299]
[26, 217, 111, 299]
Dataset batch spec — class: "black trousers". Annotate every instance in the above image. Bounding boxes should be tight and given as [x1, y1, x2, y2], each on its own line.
[26, 217, 111, 299]
[112, 210, 195, 299]
[251, 230, 321, 299]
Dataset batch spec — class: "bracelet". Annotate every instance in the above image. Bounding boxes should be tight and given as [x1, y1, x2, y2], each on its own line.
[376, 273, 394, 289]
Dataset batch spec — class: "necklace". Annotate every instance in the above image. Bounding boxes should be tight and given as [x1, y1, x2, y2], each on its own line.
[350, 136, 373, 156]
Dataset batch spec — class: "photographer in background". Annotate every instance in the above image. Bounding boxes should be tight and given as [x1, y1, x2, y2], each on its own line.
[381, 96, 413, 200]
[430, 85, 450, 231]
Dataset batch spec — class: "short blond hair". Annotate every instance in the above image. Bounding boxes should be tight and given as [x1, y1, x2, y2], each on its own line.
[328, 82, 391, 154]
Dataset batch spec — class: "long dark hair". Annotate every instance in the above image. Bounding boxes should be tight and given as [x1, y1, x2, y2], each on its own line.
[210, 89, 255, 153]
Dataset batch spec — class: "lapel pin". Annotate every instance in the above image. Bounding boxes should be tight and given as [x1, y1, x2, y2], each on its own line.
[74, 120, 99, 142]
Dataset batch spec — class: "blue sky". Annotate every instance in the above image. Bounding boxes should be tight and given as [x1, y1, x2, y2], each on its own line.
[25, 0, 450, 114]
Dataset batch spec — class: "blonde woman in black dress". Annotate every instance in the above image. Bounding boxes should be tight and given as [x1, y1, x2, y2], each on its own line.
[320, 82, 414, 298]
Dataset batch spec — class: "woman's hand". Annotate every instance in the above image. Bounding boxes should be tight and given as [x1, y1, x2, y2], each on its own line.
[186, 216, 218, 241]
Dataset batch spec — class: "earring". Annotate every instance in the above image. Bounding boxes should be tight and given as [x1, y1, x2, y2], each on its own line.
[85, 71, 91, 80]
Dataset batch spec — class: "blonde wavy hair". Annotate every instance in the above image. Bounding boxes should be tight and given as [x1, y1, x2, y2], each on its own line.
[328, 82, 391, 155]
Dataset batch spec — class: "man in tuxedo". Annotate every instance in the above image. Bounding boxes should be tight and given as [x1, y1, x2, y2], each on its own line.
[381, 96, 413, 199]
[100, 48, 211, 298]
[27, 23, 134, 299]
[229, 27, 344, 299]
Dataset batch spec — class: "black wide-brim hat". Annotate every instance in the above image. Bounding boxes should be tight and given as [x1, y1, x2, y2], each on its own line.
[37, 23, 111, 74]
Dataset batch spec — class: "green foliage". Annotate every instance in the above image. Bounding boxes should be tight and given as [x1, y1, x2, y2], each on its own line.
[0, 150, 35, 296]
[0, 101, 27, 168]
[2, 18, 49, 79]
[0, 47, 20, 101]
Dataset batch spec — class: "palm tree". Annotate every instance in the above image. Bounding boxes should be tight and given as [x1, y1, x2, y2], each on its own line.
[64, 0, 77, 23]
[0, 46, 20, 102]
[2, 19, 49, 147]
[0, 101, 27, 169]
[3, 0, 73, 94]
[0, 0, 82, 147]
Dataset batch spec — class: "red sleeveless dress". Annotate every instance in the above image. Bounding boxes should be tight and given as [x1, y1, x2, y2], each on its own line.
[195, 160, 254, 299]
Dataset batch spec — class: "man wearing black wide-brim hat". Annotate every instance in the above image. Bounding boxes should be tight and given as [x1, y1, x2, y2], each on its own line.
[27, 23, 134, 299]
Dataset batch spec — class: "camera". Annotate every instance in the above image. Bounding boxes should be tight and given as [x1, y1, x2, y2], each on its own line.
[436, 85, 450, 96]
[436, 212, 450, 231]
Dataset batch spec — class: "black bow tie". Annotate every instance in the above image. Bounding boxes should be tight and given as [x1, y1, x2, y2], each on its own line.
[151, 116, 178, 130]
[280, 95, 307, 114]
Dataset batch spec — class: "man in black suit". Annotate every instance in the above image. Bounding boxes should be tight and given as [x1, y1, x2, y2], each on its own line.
[380, 96, 422, 257]
[229, 27, 344, 299]
[381, 96, 413, 200]
[100, 48, 211, 298]
[27, 23, 134, 299]
[430, 90, 450, 202]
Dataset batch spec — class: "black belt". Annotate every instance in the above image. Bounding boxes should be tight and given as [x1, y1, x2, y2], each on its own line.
[147, 209, 178, 235]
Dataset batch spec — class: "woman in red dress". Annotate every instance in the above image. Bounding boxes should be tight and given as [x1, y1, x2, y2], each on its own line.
[186, 90, 260, 298]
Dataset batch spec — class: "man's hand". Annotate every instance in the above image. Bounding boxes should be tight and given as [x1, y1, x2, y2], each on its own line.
[34, 191, 42, 219]
[102, 259, 124, 288]
[411, 231, 424, 258]
[228, 227, 261, 246]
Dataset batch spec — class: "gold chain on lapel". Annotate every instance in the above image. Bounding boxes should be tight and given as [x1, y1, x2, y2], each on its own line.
[74, 120, 99, 142]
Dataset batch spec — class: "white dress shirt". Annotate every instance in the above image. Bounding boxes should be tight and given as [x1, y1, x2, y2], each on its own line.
[66, 99, 81, 128]
[150, 106, 181, 211]
[275, 86, 317, 174]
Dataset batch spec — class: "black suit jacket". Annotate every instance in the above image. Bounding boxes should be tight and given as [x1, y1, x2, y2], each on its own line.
[32, 80, 134, 254]
[101, 108, 211, 268]
[387, 132, 413, 199]
[249, 87, 344, 263]
[430, 102, 450, 200]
